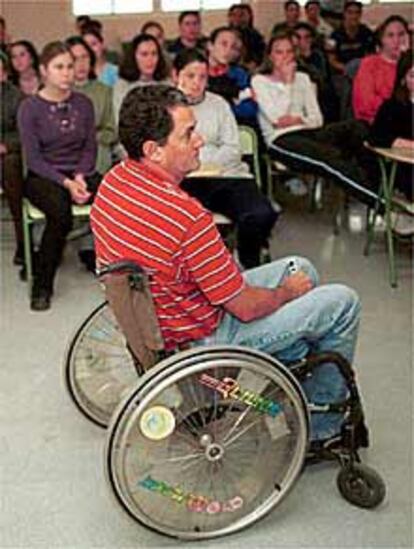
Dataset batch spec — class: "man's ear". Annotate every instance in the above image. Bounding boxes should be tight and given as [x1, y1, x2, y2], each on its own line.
[142, 140, 164, 163]
[172, 68, 179, 85]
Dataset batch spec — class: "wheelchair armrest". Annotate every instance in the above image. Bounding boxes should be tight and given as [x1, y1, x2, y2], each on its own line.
[97, 260, 145, 278]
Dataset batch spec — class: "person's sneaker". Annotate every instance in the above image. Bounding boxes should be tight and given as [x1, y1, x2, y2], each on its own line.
[30, 289, 52, 311]
[285, 177, 308, 197]
[391, 212, 414, 237]
[78, 249, 96, 273]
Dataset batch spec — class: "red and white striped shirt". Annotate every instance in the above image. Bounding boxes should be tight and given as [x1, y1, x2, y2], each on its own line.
[91, 159, 244, 349]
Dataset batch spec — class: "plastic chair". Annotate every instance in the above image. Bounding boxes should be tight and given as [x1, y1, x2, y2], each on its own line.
[22, 198, 92, 295]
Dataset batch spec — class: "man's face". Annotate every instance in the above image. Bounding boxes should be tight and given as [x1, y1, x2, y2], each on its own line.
[344, 5, 362, 27]
[179, 14, 201, 42]
[285, 3, 300, 25]
[295, 28, 313, 56]
[209, 30, 237, 65]
[158, 106, 204, 180]
[228, 7, 249, 28]
[306, 3, 320, 23]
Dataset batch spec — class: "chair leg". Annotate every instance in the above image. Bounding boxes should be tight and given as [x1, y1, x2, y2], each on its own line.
[23, 201, 33, 298]
[384, 162, 398, 288]
[364, 206, 378, 256]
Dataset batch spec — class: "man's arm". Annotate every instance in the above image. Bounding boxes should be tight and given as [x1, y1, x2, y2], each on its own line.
[224, 271, 313, 322]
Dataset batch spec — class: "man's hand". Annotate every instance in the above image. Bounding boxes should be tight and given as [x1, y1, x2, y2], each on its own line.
[0, 143, 7, 155]
[280, 271, 313, 302]
[63, 177, 91, 204]
[224, 270, 314, 322]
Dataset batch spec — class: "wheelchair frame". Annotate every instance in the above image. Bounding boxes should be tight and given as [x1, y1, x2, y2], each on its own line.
[64, 261, 386, 539]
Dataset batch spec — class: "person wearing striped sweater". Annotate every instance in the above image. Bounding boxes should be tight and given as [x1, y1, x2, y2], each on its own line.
[91, 84, 363, 442]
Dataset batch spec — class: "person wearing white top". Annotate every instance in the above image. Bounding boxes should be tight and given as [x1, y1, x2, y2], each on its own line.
[252, 32, 380, 207]
[173, 48, 278, 269]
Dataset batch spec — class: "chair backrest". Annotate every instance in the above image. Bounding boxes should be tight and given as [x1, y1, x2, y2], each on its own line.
[99, 262, 165, 370]
[238, 125, 262, 191]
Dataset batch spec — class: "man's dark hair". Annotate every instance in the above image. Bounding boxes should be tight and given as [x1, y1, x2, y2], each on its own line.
[173, 48, 208, 74]
[344, 1, 363, 12]
[284, 0, 300, 10]
[294, 22, 317, 38]
[178, 11, 200, 25]
[210, 25, 237, 44]
[305, 0, 320, 9]
[119, 85, 188, 161]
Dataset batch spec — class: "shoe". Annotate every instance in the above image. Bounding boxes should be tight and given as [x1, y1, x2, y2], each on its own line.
[285, 177, 308, 197]
[78, 249, 96, 273]
[391, 212, 414, 237]
[30, 289, 51, 311]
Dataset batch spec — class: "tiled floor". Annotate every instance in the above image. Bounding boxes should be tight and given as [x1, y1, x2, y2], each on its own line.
[0, 194, 412, 548]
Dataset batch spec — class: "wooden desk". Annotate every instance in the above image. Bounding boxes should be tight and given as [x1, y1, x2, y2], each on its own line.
[364, 145, 414, 288]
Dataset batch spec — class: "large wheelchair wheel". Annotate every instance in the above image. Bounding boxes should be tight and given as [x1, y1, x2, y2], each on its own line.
[65, 302, 139, 428]
[106, 346, 310, 540]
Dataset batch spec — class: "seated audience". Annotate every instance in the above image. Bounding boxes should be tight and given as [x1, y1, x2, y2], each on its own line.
[369, 49, 414, 236]
[91, 84, 364, 443]
[112, 33, 170, 126]
[141, 21, 166, 49]
[17, 41, 100, 311]
[166, 11, 207, 56]
[328, 1, 375, 74]
[294, 22, 339, 122]
[9, 40, 41, 95]
[0, 50, 24, 265]
[66, 36, 117, 175]
[207, 26, 257, 126]
[173, 49, 278, 269]
[353, 15, 409, 125]
[252, 32, 379, 207]
[272, 1, 301, 37]
[82, 27, 119, 87]
[305, 0, 334, 40]
[227, 3, 266, 70]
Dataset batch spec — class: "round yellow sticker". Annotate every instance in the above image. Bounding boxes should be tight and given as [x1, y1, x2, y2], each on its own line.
[140, 406, 176, 440]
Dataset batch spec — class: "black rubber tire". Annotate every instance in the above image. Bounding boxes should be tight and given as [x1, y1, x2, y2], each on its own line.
[336, 463, 386, 509]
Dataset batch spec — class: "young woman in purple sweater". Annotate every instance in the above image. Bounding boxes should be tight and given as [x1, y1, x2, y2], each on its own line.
[18, 41, 100, 311]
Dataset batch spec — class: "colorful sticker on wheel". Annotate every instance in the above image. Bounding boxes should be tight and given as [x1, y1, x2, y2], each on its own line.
[138, 475, 244, 514]
[199, 373, 282, 417]
[139, 406, 176, 440]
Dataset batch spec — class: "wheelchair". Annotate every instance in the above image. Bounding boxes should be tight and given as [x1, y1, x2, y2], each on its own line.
[65, 261, 386, 540]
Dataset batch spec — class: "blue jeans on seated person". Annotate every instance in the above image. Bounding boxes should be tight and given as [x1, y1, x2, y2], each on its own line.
[193, 257, 361, 441]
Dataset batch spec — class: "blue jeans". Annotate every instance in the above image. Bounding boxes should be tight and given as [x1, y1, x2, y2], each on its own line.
[193, 257, 361, 440]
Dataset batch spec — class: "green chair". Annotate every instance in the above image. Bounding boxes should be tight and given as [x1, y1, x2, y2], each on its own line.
[22, 199, 92, 295]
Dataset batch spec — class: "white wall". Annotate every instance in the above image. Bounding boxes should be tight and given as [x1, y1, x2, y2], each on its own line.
[1, 0, 412, 52]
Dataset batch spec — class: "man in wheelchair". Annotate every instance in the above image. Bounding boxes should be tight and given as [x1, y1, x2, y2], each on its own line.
[90, 84, 366, 448]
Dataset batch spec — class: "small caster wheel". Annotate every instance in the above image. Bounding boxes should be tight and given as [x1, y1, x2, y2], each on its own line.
[337, 463, 386, 509]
